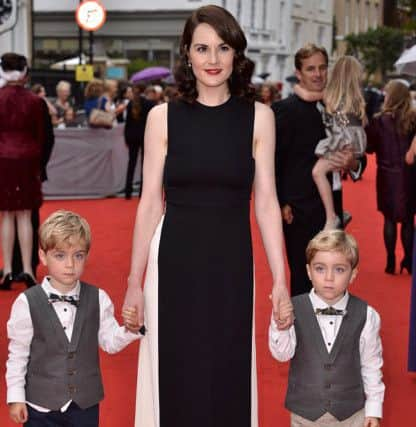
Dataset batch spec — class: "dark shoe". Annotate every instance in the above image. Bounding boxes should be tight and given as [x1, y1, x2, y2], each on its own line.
[400, 257, 412, 274]
[343, 211, 352, 228]
[324, 215, 342, 230]
[0, 273, 14, 290]
[385, 255, 396, 275]
[19, 273, 37, 288]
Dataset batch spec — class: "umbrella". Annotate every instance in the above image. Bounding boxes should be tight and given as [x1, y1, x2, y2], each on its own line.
[395, 45, 416, 76]
[50, 54, 129, 70]
[259, 72, 270, 80]
[130, 66, 171, 83]
[251, 75, 265, 85]
[163, 74, 176, 85]
[285, 74, 299, 84]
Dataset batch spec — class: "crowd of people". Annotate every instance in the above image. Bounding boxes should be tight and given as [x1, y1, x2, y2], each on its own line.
[0, 3, 416, 427]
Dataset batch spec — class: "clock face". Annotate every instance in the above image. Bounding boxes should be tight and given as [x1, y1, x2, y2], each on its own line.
[76, 0, 106, 32]
[0, 0, 17, 33]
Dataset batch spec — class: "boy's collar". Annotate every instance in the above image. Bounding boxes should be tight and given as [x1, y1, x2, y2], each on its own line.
[41, 276, 81, 297]
[309, 288, 349, 310]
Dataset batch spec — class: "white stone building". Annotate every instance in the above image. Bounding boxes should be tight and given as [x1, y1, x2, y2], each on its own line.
[0, 0, 33, 60]
[2, 0, 333, 89]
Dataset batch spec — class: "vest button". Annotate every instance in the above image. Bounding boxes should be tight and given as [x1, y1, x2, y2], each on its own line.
[68, 369, 76, 376]
[325, 383, 331, 389]
[68, 352, 75, 359]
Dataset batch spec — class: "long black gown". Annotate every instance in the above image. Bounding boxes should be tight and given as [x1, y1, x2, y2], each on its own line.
[135, 96, 258, 427]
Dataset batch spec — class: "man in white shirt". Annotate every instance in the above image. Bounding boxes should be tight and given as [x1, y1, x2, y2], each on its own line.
[6, 210, 142, 426]
[269, 229, 384, 427]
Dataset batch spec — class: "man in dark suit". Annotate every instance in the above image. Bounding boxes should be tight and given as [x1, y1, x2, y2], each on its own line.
[272, 44, 364, 296]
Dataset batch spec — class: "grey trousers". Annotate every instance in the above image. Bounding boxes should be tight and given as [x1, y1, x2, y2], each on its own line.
[291, 409, 365, 427]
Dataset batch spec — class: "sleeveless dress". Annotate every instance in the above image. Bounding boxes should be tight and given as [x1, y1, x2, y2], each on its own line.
[135, 96, 258, 427]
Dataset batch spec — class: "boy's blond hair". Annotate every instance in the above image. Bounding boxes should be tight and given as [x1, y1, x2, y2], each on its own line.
[39, 210, 91, 252]
[306, 230, 359, 269]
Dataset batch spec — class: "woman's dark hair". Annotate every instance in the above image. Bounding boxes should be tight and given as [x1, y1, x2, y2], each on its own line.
[116, 80, 130, 102]
[174, 5, 255, 103]
[1, 52, 28, 72]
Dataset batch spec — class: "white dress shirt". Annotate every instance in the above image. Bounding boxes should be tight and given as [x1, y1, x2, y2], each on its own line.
[269, 290, 385, 419]
[6, 277, 141, 412]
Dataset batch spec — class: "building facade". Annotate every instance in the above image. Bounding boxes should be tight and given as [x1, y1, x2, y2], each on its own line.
[31, 0, 333, 87]
[334, 0, 384, 56]
[0, 0, 32, 61]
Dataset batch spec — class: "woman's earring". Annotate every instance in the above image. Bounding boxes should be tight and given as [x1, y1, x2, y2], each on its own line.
[187, 62, 192, 68]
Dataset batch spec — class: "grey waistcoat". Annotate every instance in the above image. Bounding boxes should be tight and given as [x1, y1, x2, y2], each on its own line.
[25, 282, 104, 410]
[285, 293, 367, 421]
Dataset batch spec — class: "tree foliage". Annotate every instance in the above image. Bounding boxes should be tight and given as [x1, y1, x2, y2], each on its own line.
[398, 0, 416, 30]
[345, 27, 405, 80]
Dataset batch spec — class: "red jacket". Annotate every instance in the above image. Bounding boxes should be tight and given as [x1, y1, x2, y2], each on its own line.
[0, 85, 45, 159]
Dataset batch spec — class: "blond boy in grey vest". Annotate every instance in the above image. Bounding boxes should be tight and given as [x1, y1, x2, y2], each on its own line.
[269, 230, 385, 427]
[6, 210, 143, 426]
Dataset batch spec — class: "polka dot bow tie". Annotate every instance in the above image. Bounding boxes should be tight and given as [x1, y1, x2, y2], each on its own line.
[48, 293, 79, 307]
[315, 307, 346, 316]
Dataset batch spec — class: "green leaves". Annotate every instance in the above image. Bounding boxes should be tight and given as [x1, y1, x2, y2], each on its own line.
[345, 27, 405, 80]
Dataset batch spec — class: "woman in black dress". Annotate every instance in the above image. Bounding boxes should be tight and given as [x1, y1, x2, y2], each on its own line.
[122, 6, 292, 426]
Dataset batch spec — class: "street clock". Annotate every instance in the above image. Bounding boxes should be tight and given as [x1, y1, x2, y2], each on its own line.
[76, 0, 106, 32]
[0, 0, 17, 35]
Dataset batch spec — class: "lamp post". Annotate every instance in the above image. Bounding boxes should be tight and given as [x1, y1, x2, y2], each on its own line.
[78, 0, 83, 65]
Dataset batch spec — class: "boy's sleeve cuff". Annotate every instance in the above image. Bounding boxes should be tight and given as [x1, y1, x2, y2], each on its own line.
[7, 388, 26, 404]
[365, 401, 383, 419]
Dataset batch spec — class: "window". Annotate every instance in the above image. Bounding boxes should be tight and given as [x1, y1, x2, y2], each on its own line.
[318, 26, 325, 46]
[237, 0, 242, 21]
[262, 0, 268, 29]
[374, 3, 379, 28]
[364, 1, 370, 30]
[355, 0, 360, 33]
[250, 0, 256, 28]
[345, 0, 350, 34]
[292, 22, 301, 50]
[279, 1, 285, 44]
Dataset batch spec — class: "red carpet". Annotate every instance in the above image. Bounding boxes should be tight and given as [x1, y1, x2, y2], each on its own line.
[0, 156, 415, 426]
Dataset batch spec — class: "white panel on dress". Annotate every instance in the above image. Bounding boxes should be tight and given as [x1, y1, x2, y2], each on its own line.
[135, 217, 259, 426]
[135, 217, 164, 427]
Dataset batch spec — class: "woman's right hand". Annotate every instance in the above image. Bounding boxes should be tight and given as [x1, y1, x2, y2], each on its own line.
[122, 281, 144, 331]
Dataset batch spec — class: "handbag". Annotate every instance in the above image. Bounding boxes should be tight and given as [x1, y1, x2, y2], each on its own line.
[89, 97, 114, 129]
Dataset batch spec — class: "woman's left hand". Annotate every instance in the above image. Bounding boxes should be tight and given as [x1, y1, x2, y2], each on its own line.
[405, 148, 415, 165]
[271, 284, 294, 330]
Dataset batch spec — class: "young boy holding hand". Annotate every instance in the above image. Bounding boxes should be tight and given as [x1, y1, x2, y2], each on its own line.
[6, 210, 142, 426]
[270, 230, 385, 427]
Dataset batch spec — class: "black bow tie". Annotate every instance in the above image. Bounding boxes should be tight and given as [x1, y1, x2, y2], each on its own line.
[315, 307, 346, 316]
[48, 293, 79, 307]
